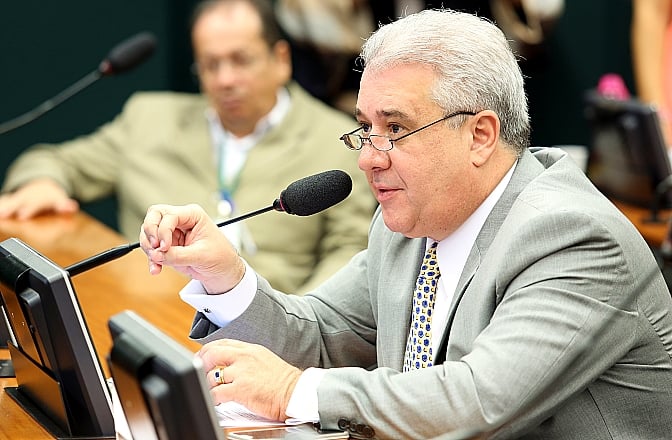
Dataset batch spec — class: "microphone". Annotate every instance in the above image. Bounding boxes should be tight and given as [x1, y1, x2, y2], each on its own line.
[274, 168, 352, 215]
[0, 31, 157, 135]
[97, 32, 157, 76]
[65, 170, 352, 276]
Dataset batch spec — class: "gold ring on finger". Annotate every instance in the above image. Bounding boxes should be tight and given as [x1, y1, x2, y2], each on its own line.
[213, 366, 226, 385]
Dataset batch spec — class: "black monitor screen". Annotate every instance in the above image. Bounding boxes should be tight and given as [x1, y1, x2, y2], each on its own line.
[108, 310, 224, 440]
[0, 304, 10, 348]
[584, 92, 672, 209]
[0, 237, 115, 438]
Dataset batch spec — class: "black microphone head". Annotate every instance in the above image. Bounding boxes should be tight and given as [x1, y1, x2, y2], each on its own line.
[274, 170, 352, 216]
[99, 32, 157, 76]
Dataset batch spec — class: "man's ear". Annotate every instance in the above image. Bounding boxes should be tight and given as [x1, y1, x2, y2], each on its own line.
[469, 110, 500, 167]
[273, 40, 293, 84]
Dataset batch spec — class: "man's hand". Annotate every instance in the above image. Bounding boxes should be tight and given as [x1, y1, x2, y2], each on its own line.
[0, 178, 79, 219]
[139, 203, 245, 293]
[199, 339, 302, 422]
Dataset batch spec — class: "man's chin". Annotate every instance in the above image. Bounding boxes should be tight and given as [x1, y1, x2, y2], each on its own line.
[381, 209, 417, 238]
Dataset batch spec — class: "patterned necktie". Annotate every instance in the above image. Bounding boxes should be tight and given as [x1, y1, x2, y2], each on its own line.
[403, 242, 441, 372]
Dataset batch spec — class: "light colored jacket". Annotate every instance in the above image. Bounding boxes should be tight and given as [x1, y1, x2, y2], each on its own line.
[2, 83, 374, 293]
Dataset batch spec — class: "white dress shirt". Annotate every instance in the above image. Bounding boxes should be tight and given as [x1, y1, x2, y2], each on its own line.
[204, 87, 291, 253]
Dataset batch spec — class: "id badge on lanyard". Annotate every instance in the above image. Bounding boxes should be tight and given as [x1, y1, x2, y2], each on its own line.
[218, 189, 235, 219]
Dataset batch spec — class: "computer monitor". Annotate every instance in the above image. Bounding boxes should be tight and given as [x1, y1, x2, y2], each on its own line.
[584, 91, 672, 215]
[107, 309, 225, 440]
[0, 305, 10, 349]
[0, 237, 115, 438]
[0, 304, 14, 377]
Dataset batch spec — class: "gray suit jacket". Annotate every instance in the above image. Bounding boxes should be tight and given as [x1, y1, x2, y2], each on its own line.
[2, 82, 374, 293]
[191, 147, 672, 438]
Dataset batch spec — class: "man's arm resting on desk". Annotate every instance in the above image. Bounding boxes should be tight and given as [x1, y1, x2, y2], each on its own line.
[180, 262, 322, 422]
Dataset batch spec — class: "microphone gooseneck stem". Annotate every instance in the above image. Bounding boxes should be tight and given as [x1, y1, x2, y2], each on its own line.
[215, 205, 274, 228]
[65, 204, 277, 277]
[65, 242, 138, 277]
[0, 69, 102, 135]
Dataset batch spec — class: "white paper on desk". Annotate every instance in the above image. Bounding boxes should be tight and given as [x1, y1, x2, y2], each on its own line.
[110, 376, 308, 434]
[215, 402, 307, 427]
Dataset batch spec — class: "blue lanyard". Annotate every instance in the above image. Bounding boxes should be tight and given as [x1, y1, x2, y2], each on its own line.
[217, 138, 242, 218]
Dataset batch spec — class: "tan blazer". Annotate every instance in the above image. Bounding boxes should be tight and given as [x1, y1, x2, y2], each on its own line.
[2, 82, 375, 293]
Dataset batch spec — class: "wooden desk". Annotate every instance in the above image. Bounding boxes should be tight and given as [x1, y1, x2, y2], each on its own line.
[0, 212, 196, 439]
[611, 200, 670, 247]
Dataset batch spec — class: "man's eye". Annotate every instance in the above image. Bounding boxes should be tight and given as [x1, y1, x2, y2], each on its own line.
[232, 55, 254, 67]
[360, 124, 372, 134]
[390, 124, 403, 135]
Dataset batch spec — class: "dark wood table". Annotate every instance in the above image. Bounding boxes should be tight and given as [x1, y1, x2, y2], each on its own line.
[0, 212, 196, 439]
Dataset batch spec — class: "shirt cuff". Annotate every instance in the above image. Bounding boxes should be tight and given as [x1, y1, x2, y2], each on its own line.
[285, 367, 326, 423]
[178, 260, 257, 328]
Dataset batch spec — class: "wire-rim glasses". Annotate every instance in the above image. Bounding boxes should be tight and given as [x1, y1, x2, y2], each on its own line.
[339, 110, 477, 151]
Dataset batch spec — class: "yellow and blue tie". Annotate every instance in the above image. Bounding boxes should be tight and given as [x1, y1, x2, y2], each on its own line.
[403, 242, 441, 371]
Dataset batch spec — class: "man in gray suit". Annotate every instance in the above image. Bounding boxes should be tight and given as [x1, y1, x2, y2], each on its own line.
[139, 8, 672, 439]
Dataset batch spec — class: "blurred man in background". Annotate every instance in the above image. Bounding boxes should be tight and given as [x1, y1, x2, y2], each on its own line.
[0, 0, 374, 293]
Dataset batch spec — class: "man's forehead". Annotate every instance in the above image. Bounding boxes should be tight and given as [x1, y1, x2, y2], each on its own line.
[358, 65, 438, 120]
[193, 2, 264, 40]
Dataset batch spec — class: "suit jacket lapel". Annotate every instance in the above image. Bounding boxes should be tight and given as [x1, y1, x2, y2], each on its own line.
[434, 149, 545, 364]
[381, 235, 427, 370]
[174, 97, 216, 186]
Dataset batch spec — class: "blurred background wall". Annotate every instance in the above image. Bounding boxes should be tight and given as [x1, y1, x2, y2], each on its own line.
[0, 0, 635, 232]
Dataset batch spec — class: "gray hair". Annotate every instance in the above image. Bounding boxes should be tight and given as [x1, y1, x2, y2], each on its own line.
[360, 9, 530, 154]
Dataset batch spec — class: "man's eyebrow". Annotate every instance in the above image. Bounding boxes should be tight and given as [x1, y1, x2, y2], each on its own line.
[379, 109, 410, 119]
[354, 108, 412, 121]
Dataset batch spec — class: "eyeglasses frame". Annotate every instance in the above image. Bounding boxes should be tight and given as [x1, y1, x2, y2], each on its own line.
[339, 110, 478, 151]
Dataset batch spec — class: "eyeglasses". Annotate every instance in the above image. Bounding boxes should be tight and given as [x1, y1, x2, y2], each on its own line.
[339, 110, 477, 151]
[192, 53, 268, 78]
